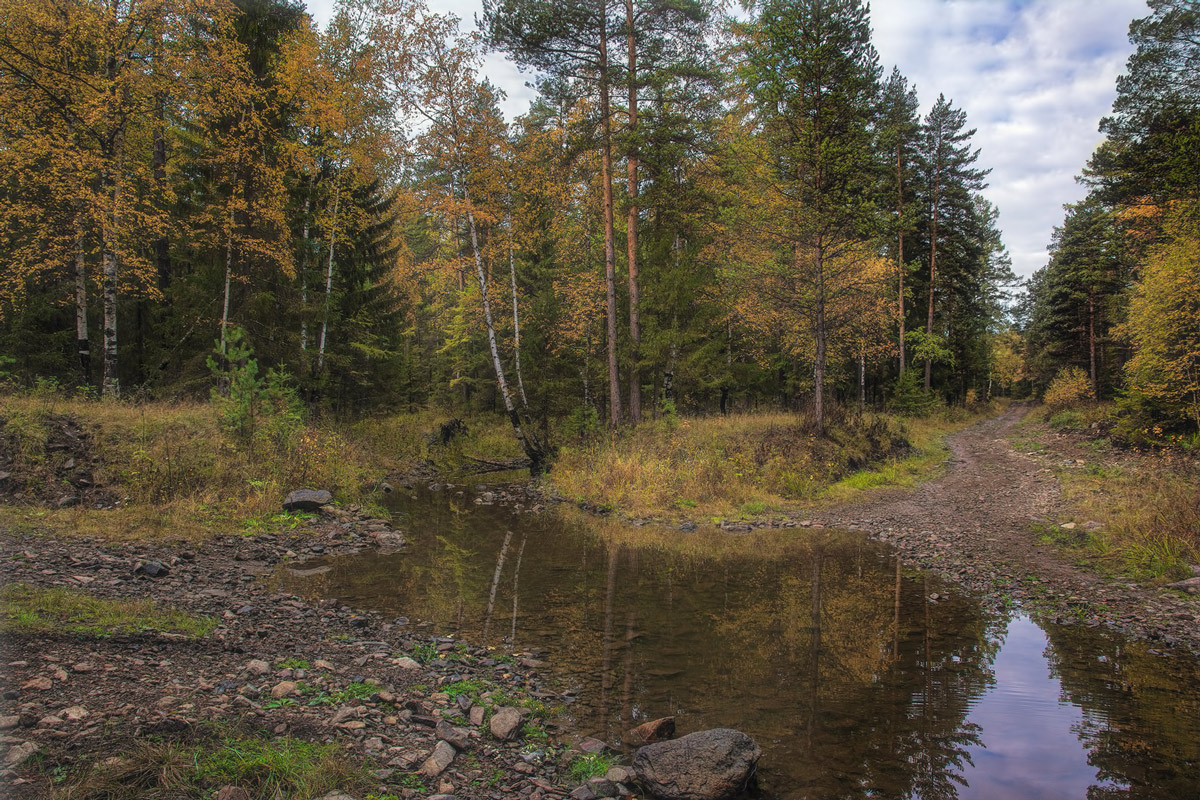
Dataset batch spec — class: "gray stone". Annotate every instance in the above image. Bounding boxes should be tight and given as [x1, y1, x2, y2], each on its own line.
[605, 766, 634, 784]
[134, 561, 170, 578]
[1166, 576, 1200, 594]
[632, 728, 761, 800]
[570, 786, 597, 800]
[315, 793, 358, 800]
[215, 787, 252, 800]
[436, 719, 471, 751]
[586, 776, 621, 797]
[2, 741, 40, 767]
[374, 532, 407, 551]
[468, 705, 485, 726]
[283, 489, 333, 512]
[418, 740, 457, 778]
[489, 706, 524, 741]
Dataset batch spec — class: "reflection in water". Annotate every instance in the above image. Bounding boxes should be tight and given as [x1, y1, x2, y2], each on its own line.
[273, 488, 1200, 799]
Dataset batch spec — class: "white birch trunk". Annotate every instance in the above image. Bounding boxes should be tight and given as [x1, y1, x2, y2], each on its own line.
[317, 178, 341, 371]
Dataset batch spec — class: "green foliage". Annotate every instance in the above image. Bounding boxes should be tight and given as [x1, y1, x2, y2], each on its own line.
[1048, 410, 1085, 431]
[567, 752, 617, 783]
[564, 404, 601, 441]
[888, 368, 938, 417]
[207, 326, 302, 448]
[0, 584, 215, 638]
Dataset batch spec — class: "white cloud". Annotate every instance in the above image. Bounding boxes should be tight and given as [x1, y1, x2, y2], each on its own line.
[305, 0, 1147, 279]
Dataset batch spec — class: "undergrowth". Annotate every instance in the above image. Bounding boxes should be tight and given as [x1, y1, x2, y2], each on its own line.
[549, 405, 990, 521]
[0, 584, 215, 638]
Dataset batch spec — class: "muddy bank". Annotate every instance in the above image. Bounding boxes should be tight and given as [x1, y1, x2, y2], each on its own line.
[813, 405, 1200, 654]
[0, 511, 617, 799]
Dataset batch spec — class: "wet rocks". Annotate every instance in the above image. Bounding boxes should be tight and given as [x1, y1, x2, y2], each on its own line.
[626, 716, 675, 746]
[283, 489, 333, 512]
[632, 728, 761, 800]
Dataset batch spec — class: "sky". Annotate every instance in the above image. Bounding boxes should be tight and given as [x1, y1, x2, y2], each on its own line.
[303, 0, 1149, 281]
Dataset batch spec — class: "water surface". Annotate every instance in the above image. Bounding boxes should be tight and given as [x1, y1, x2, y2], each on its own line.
[274, 487, 1200, 799]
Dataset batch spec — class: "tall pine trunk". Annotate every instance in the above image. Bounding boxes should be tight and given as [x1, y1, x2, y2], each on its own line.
[896, 143, 906, 374]
[599, 20, 622, 427]
[625, 0, 641, 423]
[925, 175, 940, 394]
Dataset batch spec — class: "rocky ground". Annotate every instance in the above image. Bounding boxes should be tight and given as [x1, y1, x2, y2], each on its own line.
[0, 506, 633, 800]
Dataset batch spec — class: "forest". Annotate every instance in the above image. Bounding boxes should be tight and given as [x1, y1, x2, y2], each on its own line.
[0, 0, 1196, 450]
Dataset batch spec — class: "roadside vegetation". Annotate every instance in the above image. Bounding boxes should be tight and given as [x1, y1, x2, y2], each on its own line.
[548, 404, 996, 522]
[0, 386, 518, 541]
[0, 583, 215, 638]
[1025, 382, 1200, 583]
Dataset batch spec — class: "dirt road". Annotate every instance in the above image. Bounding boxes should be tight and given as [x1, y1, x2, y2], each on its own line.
[818, 404, 1200, 653]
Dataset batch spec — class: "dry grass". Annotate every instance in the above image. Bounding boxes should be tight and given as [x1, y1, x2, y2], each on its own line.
[547, 408, 980, 522]
[1058, 456, 1200, 581]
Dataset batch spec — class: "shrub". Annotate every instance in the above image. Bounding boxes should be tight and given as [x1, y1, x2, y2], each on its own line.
[1043, 366, 1092, 411]
[888, 369, 938, 417]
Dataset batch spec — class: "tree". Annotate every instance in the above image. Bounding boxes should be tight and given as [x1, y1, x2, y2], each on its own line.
[0, 0, 243, 395]
[876, 67, 921, 375]
[740, 0, 883, 432]
[918, 94, 989, 393]
[410, 14, 547, 471]
[482, 0, 626, 427]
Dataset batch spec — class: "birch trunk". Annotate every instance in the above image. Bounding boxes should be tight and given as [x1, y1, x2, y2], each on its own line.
[317, 178, 341, 372]
[220, 205, 234, 355]
[467, 207, 544, 472]
[74, 208, 90, 382]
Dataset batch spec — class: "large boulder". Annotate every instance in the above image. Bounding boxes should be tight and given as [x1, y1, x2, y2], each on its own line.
[283, 489, 333, 512]
[632, 728, 761, 800]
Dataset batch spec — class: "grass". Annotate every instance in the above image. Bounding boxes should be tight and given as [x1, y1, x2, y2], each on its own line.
[1025, 402, 1200, 583]
[549, 406, 988, 521]
[0, 584, 216, 638]
[567, 752, 618, 783]
[50, 724, 368, 799]
[0, 390, 520, 541]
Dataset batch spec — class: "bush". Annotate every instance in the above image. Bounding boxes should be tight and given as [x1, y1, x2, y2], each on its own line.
[1044, 366, 1092, 411]
[888, 369, 938, 417]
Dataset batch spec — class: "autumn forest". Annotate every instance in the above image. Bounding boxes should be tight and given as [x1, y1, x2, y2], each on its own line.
[1, 0, 1197, 446]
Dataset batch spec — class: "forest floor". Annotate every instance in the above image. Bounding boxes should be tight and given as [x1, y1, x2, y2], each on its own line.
[815, 403, 1200, 653]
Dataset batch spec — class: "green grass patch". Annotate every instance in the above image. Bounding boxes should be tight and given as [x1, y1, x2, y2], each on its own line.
[0, 584, 215, 638]
[567, 752, 618, 783]
[52, 725, 367, 799]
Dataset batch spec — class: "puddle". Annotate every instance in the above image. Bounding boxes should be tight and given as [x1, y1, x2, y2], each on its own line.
[273, 487, 1200, 798]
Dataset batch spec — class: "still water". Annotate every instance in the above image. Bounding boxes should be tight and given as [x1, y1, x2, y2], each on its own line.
[274, 486, 1200, 799]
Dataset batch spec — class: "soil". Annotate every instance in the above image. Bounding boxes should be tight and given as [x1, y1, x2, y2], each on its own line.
[814, 403, 1200, 654]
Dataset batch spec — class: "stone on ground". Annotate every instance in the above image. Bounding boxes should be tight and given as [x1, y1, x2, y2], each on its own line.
[632, 728, 761, 800]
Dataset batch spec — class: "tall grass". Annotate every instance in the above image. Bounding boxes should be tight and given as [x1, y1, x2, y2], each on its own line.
[549, 410, 922, 520]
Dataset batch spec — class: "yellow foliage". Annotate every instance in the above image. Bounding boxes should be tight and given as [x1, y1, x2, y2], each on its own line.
[1044, 366, 1092, 410]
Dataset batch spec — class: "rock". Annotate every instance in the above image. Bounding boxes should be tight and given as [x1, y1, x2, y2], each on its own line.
[56, 494, 79, 508]
[245, 659, 271, 676]
[374, 532, 407, 551]
[570, 787, 597, 800]
[632, 728, 761, 800]
[586, 777, 621, 797]
[436, 720, 471, 751]
[1060, 522, 1077, 530]
[316, 793, 358, 800]
[270, 681, 298, 699]
[21, 676, 51, 691]
[61, 706, 88, 721]
[215, 787, 253, 800]
[418, 740, 457, 778]
[0, 716, 19, 730]
[468, 706, 485, 726]
[283, 489, 333, 512]
[2, 741, 40, 767]
[134, 561, 170, 578]
[578, 737, 609, 754]
[605, 766, 634, 785]
[313, 659, 335, 671]
[626, 716, 675, 746]
[489, 706, 523, 741]
[428, 795, 457, 800]
[1166, 576, 1200, 594]
[393, 657, 421, 670]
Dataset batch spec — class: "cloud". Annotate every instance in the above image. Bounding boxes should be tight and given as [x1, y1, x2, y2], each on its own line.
[871, 0, 1145, 278]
